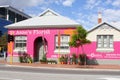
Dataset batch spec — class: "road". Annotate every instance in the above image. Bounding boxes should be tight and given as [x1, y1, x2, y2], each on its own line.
[0, 64, 120, 80]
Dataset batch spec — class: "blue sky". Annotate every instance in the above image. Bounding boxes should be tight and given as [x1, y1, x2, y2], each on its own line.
[0, 0, 120, 30]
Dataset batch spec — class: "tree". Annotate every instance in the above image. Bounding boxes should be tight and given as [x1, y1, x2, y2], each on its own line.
[0, 32, 7, 48]
[69, 26, 91, 65]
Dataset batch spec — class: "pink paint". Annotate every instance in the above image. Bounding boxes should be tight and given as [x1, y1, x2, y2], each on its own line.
[80, 42, 120, 59]
[7, 29, 120, 60]
[8, 28, 70, 58]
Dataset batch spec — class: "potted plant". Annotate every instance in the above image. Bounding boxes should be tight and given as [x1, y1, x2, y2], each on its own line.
[47, 60, 57, 64]
[72, 53, 76, 64]
[79, 53, 86, 65]
[64, 55, 68, 64]
[59, 55, 64, 64]
[19, 53, 33, 63]
[40, 54, 47, 64]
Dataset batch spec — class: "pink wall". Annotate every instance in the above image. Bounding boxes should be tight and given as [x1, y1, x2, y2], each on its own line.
[70, 42, 120, 59]
[8, 28, 74, 58]
[8, 28, 120, 60]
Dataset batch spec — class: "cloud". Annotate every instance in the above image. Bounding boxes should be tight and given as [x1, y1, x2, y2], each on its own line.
[0, 0, 45, 9]
[84, 0, 101, 9]
[74, 12, 98, 30]
[0, 0, 11, 5]
[62, 0, 75, 7]
[0, 0, 75, 10]
[105, 0, 112, 4]
[103, 9, 120, 22]
[84, 0, 120, 10]
[112, 0, 120, 8]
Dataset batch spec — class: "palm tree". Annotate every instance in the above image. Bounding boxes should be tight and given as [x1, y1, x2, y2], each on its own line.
[69, 26, 91, 65]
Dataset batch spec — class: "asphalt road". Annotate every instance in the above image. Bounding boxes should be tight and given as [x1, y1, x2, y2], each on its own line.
[0, 64, 120, 80]
[0, 64, 120, 75]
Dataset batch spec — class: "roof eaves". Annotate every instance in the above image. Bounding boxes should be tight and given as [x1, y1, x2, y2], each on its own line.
[5, 24, 80, 29]
[88, 22, 105, 33]
[0, 5, 10, 8]
[39, 8, 61, 16]
[88, 22, 120, 33]
[107, 22, 120, 32]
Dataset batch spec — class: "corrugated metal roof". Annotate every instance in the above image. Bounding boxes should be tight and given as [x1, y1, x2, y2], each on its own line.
[5, 9, 80, 29]
[88, 22, 120, 33]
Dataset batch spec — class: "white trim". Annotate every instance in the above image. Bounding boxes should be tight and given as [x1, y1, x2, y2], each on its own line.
[98, 12, 102, 18]
[96, 48, 114, 52]
[13, 48, 27, 53]
[39, 8, 61, 16]
[88, 22, 120, 32]
[54, 49, 70, 54]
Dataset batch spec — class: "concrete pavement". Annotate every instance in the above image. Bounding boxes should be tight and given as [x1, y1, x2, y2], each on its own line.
[0, 59, 120, 71]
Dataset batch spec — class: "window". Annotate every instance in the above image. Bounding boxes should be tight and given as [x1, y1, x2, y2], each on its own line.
[55, 35, 70, 53]
[14, 36, 27, 52]
[97, 35, 113, 48]
[97, 35, 113, 52]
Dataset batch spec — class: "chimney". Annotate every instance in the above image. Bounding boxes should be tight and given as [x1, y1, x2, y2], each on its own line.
[98, 12, 102, 24]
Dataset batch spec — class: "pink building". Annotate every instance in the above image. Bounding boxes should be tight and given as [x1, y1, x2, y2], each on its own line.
[86, 21, 120, 64]
[5, 9, 120, 65]
[85, 13, 120, 64]
[5, 9, 79, 62]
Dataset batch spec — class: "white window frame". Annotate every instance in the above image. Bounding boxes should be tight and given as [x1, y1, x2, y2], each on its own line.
[54, 35, 70, 54]
[14, 36, 27, 53]
[96, 35, 114, 52]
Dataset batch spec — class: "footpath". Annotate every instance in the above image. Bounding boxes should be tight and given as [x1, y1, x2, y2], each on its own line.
[0, 59, 120, 71]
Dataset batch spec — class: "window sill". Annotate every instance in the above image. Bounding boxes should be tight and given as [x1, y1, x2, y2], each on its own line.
[96, 48, 114, 52]
[13, 49, 27, 53]
[54, 49, 70, 54]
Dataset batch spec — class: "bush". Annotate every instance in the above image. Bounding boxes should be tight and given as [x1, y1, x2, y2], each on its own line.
[40, 54, 47, 63]
[47, 60, 57, 64]
[72, 53, 77, 64]
[79, 53, 87, 65]
[59, 55, 68, 64]
[59, 55, 64, 63]
[19, 53, 33, 63]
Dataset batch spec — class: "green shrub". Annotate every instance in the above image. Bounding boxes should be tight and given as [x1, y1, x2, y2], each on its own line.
[72, 53, 77, 63]
[19, 53, 33, 63]
[59, 55, 64, 62]
[40, 54, 47, 63]
[19, 56, 23, 63]
[79, 53, 86, 65]
[47, 60, 57, 64]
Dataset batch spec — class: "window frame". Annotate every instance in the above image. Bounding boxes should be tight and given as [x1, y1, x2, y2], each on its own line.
[54, 34, 70, 54]
[14, 36, 27, 53]
[96, 35, 114, 52]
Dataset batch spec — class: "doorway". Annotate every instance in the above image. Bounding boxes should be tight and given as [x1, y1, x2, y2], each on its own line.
[34, 37, 47, 62]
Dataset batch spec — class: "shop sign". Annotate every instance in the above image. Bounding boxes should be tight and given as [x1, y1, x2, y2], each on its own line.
[89, 53, 120, 59]
[9, 30, 50, 35]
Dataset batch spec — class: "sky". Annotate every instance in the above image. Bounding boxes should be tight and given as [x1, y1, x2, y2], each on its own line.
[0, 0, 120, 30]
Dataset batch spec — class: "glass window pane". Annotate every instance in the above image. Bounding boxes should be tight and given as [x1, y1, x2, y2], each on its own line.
[98, 43, 102, 48]
[97, 35, 113, 48]
[15, 36, 27, 49]
[110, 43, 113, 48]
[55, 35, 70, 50]
[103, 43, 107, 48]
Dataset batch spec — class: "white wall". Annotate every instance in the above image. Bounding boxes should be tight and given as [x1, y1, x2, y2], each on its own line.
[87, 24, 120, 41]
